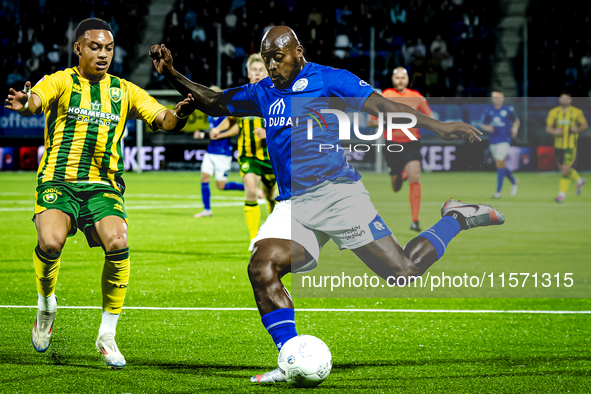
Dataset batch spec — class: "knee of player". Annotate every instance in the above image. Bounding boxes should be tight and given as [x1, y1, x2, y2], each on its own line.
[248, 245, 289, 283]
[39, 238, 65, 255]
[102, 234, 128, 252]
[215, 181, 226, 190]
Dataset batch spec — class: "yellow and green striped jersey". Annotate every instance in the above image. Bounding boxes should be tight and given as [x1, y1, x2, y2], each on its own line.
[546, 106, 587, 149]
[32, 67, 166, 190]
[236, 116, 270, 162]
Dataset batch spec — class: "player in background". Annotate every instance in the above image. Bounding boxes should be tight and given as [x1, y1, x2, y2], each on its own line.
[193, 85, 245, 218]
[226, 53, 277, 240]
[480, 88, 520, 198]
[150, 26, 504, 383]
[546, 91, 587, 203]
[368, 67, 433, 232]
[4, 18, 193, 369]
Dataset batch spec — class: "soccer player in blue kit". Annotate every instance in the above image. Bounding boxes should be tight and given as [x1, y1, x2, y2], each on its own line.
[150, 26, 506, 383]
[193, 86, 245, 218]
[480, 88, 520, 198]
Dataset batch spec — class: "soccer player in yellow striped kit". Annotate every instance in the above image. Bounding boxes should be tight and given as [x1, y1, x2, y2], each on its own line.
[546, 91, 588, 203]
[4, 18, 193, 369]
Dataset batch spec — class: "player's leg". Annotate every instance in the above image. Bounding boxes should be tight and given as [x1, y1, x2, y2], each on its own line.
[248, 200, 326, 383]
[195, 153, 214, 217]
[385, 143, 404, 192]
[217, 154, 244, 191]
[81, 187, 130, 369]
[564, 147, 584, 196]
[92, 215, 129, 369]
[500, 144, 518, 196]
[354, 199, 505, 282]
[31, 209, 71, 352]
[405, 159, 422, 232]
[243, 171, 263, 240]
[261, 165, 277, 214]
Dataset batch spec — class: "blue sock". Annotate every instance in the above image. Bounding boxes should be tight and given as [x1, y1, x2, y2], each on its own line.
[261, 308, 298, 351]
[201, 182, 211, 210]
[505, 168, 516, 185]
[224, 182, 245, 191]
[496, 168, 505, 192]
[418, 216, 462, 260]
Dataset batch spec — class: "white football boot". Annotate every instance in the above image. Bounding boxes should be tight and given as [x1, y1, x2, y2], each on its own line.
[32, 309, 56, 352]
[193, 209, 213, 218]
[441, 199, 505, 230]
[96, 332, 126, 369]
[250, 367, 287, 383]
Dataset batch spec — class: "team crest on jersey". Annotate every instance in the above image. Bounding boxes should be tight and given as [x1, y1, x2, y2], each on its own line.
[292, 78, 308, 92]
[43, 193, 58, 204]
[109, 87, 123, 103]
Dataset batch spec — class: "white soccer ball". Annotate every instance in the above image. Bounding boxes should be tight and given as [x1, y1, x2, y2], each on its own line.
[278, 335, 332, 388]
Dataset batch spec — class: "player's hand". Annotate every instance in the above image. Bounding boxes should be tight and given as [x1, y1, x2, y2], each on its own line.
[553, 128, 563, 135]
[571, 125, 579, 133]
[150, 44, 173, 75]
[175, 93, 195, 118]
[440, 122, 482, 142]
[210, 129, 220, 140]
[254, 127, 266, 139]
[4, 81, 31, 112]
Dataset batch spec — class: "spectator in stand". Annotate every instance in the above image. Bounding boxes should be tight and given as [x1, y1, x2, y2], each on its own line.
[31, 38, 45, 60]
[430, 35, 448, 57]
[6, 67, 24, 86]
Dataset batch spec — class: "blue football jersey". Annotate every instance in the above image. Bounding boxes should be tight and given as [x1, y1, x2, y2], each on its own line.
[207, 116, 232, 156]
[220, 62, 375, 201]
[482, 105, 518, 144]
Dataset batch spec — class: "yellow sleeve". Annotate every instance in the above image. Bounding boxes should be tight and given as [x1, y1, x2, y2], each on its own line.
[127, 82, 167, 127]
[546, 108, 557, 126]
[575, 109, 587, 125]
[30, 71, 68, 112]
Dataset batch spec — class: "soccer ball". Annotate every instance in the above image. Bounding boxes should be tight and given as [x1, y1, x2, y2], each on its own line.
[278, 335, 332, 388]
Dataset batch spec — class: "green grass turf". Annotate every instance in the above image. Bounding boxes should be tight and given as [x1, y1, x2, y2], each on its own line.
[0, 170, 590, 392]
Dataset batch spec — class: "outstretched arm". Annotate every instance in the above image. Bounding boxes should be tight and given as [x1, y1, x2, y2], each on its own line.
[4, 81, 43, 117]
[150, 44, 231, 117]
[362, 92, 482, 142]
[152, 94, 194, 132]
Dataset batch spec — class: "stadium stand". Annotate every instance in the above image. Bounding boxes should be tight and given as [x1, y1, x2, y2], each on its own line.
[151, 0, 501, 96]
[0, 0, 149, 92]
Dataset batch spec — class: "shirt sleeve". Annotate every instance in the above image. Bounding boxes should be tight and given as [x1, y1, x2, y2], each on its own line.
[546, 109, 556, 126]
[220, 83, 263, 117]
[127, 82, 167, 126]
[30, 71, 68, 112]
[482, 108, 492, 124]
[323, 68, 375, 110]
[508, 106, 518, 122]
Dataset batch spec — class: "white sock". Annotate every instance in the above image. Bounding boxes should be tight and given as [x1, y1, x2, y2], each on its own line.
[37, 293, 57, 313]
[99, 310, 120, 336]
[558, 191, 566, 198]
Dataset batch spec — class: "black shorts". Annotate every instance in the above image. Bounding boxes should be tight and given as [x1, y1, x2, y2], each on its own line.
[384, 141, 422, 176]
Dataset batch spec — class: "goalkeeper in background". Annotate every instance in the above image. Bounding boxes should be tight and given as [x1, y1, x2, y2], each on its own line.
[546, 91, 587, 203]
[4, 18, 192, 369]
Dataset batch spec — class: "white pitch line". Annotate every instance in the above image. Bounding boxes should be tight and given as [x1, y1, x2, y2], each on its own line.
[0, 305, 590, 314]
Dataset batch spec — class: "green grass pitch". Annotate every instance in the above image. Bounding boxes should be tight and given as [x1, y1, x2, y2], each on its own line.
[0, 170, 590, 393]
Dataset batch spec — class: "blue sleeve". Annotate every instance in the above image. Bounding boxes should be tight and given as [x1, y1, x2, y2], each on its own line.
[508, 106, 518, 122]
[482, 108, 492, 124]
[323, 68, 375, 110]
[220, 83, 263, 117]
